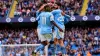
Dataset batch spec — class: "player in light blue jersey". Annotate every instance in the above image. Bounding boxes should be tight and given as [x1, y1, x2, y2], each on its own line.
[33, 5, 63, 56]
[51, 2, 70, 55]
[33, 5, 46, 56]
[36, 3, 53, 42]
[36, 4, 47, 41]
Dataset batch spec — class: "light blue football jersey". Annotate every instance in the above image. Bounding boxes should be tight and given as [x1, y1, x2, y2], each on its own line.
[36, 12, 54, 34]
[52, 9, 70, 30]
[52, 9, 64, 30]
[56, 15, 65, 29]
[64, 14, 70, 24]
[36, 11, 42, 28]
[52, 9, 62, 24]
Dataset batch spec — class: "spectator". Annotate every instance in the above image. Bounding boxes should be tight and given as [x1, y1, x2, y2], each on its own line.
[87, 0, 100, 15]
[21, 8, 26, 17]
[0, 0, 100, 17]
[0, 27, 99, 56]
[0, 0, 12, 18]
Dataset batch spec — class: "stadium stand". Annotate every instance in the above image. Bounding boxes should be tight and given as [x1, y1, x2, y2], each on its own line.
[80, 0, 89, 16]
[12, 0, 100, 17]
[0, 0, 99, 18]
[0, 21, 100, 56]
[86, 0, 100, 15]
[0, 0, 100, 56]
[8, 0, 18, 18]
[0, 0, 12, 18]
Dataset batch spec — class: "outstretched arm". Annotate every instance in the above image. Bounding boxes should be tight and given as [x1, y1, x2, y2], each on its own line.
[64, 14, 70, 20]
[61, 11, 70, 18]
[37, 4, 47, 12]
[61, 11, 70, 24]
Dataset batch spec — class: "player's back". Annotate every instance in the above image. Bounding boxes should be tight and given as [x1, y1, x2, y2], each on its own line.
[36, 11, 43, 28]
[38, 12, 54, 34]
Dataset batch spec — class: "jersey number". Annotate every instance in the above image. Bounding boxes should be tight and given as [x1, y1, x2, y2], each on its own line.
[42, 16, 46, 25]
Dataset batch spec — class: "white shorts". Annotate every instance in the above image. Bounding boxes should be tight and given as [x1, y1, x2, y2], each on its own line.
[37, 28, 41, 40]
[37, 28, 52, 42]
[53, 28, 65, 39]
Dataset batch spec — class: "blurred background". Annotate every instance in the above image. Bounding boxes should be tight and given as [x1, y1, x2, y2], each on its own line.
[0, 0, 100, 56]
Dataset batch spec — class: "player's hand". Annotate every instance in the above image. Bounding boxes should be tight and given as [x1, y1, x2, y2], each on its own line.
[42, 4, 48, 7]
[43, 4, 47, 7]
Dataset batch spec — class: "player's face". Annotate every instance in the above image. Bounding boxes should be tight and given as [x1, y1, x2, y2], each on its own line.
[54, 4, 58, 9]
[51, 6, 56, 11]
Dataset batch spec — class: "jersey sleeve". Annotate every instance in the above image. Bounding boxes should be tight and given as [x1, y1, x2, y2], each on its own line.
[50, 14, 54, 21]
[36, 15, 40, 21]
[51, 10, 56, 15]
[36, 11, 40, 17]
[64, 14, 70, 20]
[64, 16, 70, 24]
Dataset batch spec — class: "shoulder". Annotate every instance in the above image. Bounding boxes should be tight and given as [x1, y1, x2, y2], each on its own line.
[46, 12, 52, 15]
[52, 10, 57, 13]
[36, 11, 39, 13]
[49, 12, 54, 16]
[40, 12, 45, 15]
[59, 9, 62, 12]
[36, 11, 41, 14]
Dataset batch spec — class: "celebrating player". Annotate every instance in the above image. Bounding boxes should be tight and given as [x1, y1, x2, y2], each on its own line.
[33, 4, 63, 56]
[51, 2, 70, 55]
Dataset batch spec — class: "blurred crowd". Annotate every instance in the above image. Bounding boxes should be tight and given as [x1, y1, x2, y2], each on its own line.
[1, 46, 36, 56]
[86, 0, 100, 15]
[0, 28, 39, 44]
[14, 0, 83, 17]
[0, 0, 100, 18]
[0, 28, 39, 56]
[0, 0, 12, 18]
[64, 27, 100, 56]
[0, 27, 100, 56]
[14, 0, 100, 17]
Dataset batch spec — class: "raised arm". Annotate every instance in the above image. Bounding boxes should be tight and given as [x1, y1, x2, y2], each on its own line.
[61, 11, 70, 19]
[37, 4, 47, 12]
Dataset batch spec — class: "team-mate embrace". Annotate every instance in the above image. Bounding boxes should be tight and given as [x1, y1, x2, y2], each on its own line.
[33, 4, 63, 56]
[33, 2, 70, 56]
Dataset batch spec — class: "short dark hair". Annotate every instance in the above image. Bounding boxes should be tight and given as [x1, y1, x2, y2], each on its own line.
[55, 2, 62, 7]
[41, 0, 47, 3]
[44, 5, 51, 12]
